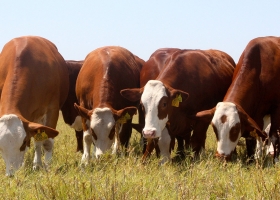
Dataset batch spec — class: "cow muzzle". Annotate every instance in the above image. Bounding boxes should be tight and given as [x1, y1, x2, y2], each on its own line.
[142, 129, 156, 139]
[215, 151, 232, 162]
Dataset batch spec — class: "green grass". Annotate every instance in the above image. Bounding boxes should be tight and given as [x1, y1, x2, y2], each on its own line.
[0, 114, 280, 199]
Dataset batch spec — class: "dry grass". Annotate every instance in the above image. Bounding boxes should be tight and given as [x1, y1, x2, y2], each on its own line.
[0, 114, 280, 199]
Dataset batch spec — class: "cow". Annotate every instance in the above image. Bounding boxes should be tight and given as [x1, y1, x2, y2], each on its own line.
[121, 49, 235, 159]
[61, 60, 84, 153]
[195, 36, 280, 162]
[74, 46, 144, 164]
[132, 48, 182, 162]
[0, 36, 69, 176]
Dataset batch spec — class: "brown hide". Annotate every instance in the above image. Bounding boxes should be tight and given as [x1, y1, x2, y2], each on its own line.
[224, 36, 280, 157]
[61, 60, 84, 152]
[123, 49, 236, 155]
[0, 36, 69, 144]
[76, 46, 144, 148]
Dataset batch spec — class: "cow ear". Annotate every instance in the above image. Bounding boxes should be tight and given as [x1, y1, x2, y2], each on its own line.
[74, 103, 92, 120]
[112, 106, 137, 122]
[27, 122, 59, 140]
[195, 107, 216, 123]
[236, 104, 267, 139]
[166, 85, 189, 107]
[120, 88, 143, 102]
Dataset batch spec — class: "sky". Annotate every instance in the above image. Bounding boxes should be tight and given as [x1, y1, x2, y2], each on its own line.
[0, 1, 279, 63]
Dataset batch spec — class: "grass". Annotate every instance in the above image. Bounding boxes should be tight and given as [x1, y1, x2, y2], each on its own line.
[0, 114, 280, 199]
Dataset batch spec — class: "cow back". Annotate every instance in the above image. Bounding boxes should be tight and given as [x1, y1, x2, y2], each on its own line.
[76, 46, 143, 110]
[0, 36, 69, 123]
[157, 49, 236, 114]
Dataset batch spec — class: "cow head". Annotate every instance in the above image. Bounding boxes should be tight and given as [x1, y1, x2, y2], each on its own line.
[74, 103, 137, 157]
[196, 102, 267, 161]
[121, 80, 189, 139]
[0, 114, 58, 176]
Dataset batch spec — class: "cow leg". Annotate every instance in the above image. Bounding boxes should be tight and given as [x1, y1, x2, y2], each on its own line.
[245, 136, 256, 161]
[112, 123, 122, 154]
[37, 109, 59, 169]
[43, 138, 54, 167]
[33, 141, 43, 170]
[176, 135, 186, 159]
[158, 127, 171, 164]
[75, 130, 84, 153]
[142, 138, 156, 162]
[81, 129, 93, 164]
[119, 120, 133, 151]
[191, 121, 208, 156]
[269, 110, 280, 162]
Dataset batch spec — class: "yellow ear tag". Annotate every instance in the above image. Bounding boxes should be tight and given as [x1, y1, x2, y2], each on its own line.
[34, 129, 48, 141]
[250, 129, 259, 139]
[118, 113, 131, 124]
[172, 94, 182, 107]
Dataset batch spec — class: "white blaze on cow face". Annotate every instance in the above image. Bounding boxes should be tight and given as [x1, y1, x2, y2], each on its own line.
[0, 114, 26, 176]
[212, 102, 241, 156]
[90, 107, 115, 157]
[141, 80, 169, 139]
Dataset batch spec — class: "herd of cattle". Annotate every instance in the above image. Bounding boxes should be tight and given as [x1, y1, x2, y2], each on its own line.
[0, 35, 279, 176]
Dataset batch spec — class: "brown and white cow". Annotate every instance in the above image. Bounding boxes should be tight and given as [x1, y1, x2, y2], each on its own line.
[135, 48, 181, 162]
[61, 60, 84, 152]
[196, 37, 280, 161]
[74, 46, 143, 163]
[0, 36, 69, 176]
[121, 49, 235, 158]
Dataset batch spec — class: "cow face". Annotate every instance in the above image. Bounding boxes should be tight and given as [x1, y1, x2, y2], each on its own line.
[90, 108, 116, 157]
[121, 80, 189, 139]
[0, 114, 59, 176]
[196, 102, 266, 160]
[0, 115, 26, 176]
[74, 103, 137, 158]
[141, 80, 169, 138]
[211, 102, 242, 158]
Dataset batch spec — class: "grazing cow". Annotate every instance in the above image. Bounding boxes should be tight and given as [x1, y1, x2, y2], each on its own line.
[61, 60, 84, 152]
[74, 46, 143, 163]
[195, 36, 280, 161]
[0, 36, 69, 176]
[121, 49, 235, 158]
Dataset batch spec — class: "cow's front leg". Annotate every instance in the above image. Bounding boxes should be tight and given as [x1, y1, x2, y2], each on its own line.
[43, 138, 54, 168]
[81, 130, 92, 165]
[158, 127, 171, 164]
[33, 141, 43, 170]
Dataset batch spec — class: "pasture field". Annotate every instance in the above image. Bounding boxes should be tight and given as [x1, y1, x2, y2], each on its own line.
[0, 113, 280, 200]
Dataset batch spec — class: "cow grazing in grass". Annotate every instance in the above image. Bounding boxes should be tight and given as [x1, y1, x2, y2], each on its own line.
[121, 49, 235, 160]
[0, 36, 69, 176]
[61, 60, 84, 153]
[74, 46, 144, 163]
[196, 37, 280, 161]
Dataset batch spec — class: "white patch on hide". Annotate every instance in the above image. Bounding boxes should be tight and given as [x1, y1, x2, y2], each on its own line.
[91, 107, 115, 157]
[141, 80, 168, 138]
[212, 102, 241, 156]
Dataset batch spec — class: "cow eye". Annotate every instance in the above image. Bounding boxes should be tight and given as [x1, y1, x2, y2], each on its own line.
[163, 102, 167, 107]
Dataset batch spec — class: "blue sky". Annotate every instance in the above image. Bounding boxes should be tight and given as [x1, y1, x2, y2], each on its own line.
[1, 1, 279, 62]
